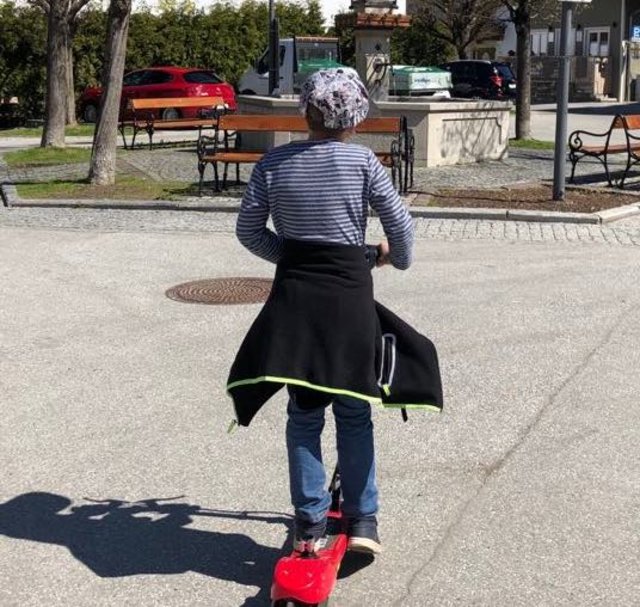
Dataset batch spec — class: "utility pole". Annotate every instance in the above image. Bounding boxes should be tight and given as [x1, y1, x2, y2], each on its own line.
[268, 0, 280, 96]
[553, 0, 592, 201]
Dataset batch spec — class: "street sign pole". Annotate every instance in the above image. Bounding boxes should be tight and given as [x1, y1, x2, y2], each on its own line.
[553, 1, 573, 201]
[268, 0, 280, 96]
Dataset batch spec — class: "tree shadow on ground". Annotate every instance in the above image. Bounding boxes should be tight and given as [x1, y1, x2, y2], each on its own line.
[0, 492, 291, 606]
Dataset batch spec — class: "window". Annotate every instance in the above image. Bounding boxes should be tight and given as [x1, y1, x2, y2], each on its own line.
[587, 29, 609, 56]
[123, 71, 147, 87]
[184, 71, 223, 84]
[141, 71, 173, 85]
[530, 29, 549, 56]
[256, 46, 286, 74]
[545, 28, 577, 56]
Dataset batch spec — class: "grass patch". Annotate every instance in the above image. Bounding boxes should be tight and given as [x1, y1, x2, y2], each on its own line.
[0, 124, 96, 138]
[15, 175, 199, 201]
[4, 147, 92, 168]
[509, 138, 556, 150]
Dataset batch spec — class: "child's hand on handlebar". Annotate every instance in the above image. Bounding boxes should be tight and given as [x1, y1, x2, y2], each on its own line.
[376, 240, 391, 267]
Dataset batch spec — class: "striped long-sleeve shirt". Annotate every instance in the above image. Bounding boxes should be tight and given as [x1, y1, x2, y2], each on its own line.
[235, 139, 414, 269]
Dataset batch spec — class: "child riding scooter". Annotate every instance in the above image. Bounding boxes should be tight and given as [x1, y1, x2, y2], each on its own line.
[226, 68, 443, 604]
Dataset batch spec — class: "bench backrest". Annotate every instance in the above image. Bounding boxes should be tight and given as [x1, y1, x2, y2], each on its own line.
[129, 96, 225, 110]
[356, 117, 402, 134]
[218, 114, 308, 132]
[217, 114, 403, 134]
[611, 114, 640, 130]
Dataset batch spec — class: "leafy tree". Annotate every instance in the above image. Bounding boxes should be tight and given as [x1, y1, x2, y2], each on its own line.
[413, 0, 504, 60]
[1, 0, 328, 124]
[330, 8, 448, 70]
[89, 0, 132, 184]
[73, 8, 108, 89]
[35, 0, 93, 147]
[327, 13, 355, 67]
[391, 9, 450, 66]
[502, 0, 559, 139]
[0, 2, 47, 119]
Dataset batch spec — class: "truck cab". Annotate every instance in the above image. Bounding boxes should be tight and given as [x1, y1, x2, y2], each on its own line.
[238, 37, 343, 96]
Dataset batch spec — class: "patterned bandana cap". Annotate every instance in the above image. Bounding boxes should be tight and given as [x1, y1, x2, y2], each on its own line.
[299, 68, 369, 130]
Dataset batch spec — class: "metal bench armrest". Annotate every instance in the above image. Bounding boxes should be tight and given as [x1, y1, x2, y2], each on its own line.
[197, 135, 218, 160]
[568, 128, 613, 151]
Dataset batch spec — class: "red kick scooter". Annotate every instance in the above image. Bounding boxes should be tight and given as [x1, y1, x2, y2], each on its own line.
[271, 466, 347, 607]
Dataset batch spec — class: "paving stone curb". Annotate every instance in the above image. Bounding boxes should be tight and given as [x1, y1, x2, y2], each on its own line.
[3, 181, 640, 225]
[595, 202, 640, 223]
[0, 183, 18, 207]
[0, 190, 241, 213]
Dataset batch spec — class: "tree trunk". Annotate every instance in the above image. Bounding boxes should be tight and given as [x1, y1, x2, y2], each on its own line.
[89, 0, 132, 186]
[41, 3, 68, 148]
[66, 35, 77, 126]
[514, 14, 531, 139]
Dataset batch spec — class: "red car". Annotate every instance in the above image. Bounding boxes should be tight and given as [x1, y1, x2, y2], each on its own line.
[78, 66, 237, 123]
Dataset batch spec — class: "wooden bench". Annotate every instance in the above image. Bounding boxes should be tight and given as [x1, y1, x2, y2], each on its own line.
[569, 114, 640, 188]
[196, 114, 414, 194]
[119, 96, 227, 150]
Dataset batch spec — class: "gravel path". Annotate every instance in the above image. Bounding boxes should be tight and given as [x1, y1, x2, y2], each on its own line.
[3, 147, 637, 192]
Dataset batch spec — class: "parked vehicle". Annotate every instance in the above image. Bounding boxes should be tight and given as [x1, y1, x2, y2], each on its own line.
[439, 60, 517, 100]
[78, 67, 237, 123]
[389, 65, 451, 98]
[0, 97, 21, 128]
[238, 37, 344, 96]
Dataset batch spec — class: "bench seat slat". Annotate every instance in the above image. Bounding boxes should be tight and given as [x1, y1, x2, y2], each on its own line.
[580, 143, 627, 153]
[202, 152, 264, 163]
[140, 119, 216, 129]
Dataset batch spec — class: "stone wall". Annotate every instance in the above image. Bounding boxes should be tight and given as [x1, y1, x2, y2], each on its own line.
[499, 56, 613, 103]
[237, 95, 511, 167]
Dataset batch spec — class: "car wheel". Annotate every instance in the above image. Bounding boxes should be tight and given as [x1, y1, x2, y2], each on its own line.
[240, 90, 256, 95]
[82, 103, 98, 123]
[161, 107, 180, 120]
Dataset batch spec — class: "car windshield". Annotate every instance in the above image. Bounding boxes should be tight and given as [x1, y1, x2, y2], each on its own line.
[184, 71, 223, 84]
[496, 64, 515, 80]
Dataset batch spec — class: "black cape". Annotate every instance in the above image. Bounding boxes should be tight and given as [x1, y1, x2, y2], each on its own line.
[227, 240, 443, 427]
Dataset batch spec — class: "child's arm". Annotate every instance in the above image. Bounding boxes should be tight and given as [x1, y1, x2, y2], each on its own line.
[367, 152, 414, 269]
[235, 163, 284, 263]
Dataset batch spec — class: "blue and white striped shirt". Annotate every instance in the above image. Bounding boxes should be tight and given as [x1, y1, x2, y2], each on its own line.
[236, 139, 414, 269]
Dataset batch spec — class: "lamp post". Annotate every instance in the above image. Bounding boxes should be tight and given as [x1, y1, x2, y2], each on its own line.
[268, 0, 280, 96]
[553, 0, 592, 201]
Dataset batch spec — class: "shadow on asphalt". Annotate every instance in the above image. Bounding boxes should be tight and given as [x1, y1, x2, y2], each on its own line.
[0, 493, 294, 606]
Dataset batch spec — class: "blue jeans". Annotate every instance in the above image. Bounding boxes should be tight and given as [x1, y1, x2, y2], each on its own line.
[286, 392, 378, 525]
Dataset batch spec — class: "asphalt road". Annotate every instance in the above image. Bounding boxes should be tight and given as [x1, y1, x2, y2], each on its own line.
[1, 220, 638, 606]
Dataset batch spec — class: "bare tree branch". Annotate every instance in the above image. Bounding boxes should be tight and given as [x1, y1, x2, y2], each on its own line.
[417, 0, 503, 58]
[28, 0, 51, 14]
[69, 0, 93, 21]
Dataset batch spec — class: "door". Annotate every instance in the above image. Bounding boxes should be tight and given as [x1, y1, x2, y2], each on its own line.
[120, 70, 148, 118]
[450, 63, 475, 97]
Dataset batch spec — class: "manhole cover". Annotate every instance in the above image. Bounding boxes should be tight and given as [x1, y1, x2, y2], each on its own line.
[166, 278, 273, 305]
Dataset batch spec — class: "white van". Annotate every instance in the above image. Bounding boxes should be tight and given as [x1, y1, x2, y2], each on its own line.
[238, 37, 343, 96]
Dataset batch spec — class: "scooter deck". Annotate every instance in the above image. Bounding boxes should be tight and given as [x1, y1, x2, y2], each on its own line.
[271, 510, 347, 605]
